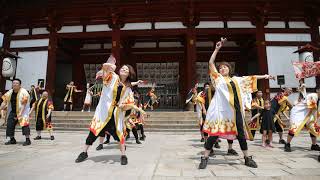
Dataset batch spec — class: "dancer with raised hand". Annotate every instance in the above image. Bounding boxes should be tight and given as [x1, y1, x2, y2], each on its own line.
[199, 37, 274, 169]
[75, 55, 145, 165]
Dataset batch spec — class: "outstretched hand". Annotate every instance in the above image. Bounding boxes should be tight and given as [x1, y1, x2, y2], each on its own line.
[215, 37, 227, 50]
[265, 75, 275, 80]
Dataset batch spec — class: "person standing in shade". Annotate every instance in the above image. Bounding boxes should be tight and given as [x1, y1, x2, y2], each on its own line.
[63, 81, 82, 111]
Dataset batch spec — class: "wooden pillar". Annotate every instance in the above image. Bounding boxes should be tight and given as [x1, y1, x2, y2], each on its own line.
[0, 31, 11, 92]
[46, 27, 58, 96]
[255, 19, 270, 98]
[183, 27, 197, 100]
[112, 27, 121, 68]
[306, 17, 320, 86]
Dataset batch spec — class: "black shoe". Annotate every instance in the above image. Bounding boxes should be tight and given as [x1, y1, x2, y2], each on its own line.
[227, 149, 238, 156]
[318, 155, 320, 162]
[136, 140, 142, 144]
[139, 136, 146, 141]
[284, 143, 292, 152]
[4, 138, 17, 145]
[311, 144, 320, 151]
[200, 138, 204, 142]
[244, 156, 258, 168]
[96, 144, 103, 151]
[103, 139, 110, 144]
[214, 142, 221, 149]
[198, 156, 208, 169]
[121, 155, 128, 165]
[209, 149, 215, 157]
[23, 139, 31, 146]
[50, 136, 55, 140]
[34, 136, 41, 140]
[279, 139, 286, 144]
[75, 152, 88, 163]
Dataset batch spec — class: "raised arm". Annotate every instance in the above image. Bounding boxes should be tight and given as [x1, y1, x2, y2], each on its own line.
[209, 37, 227, 71]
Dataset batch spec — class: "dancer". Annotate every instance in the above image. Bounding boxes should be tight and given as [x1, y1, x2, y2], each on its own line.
[144, 87, 158, 110]
[271, 88, 293, 144]
[199, 37, 274, 169]
[250, 99, 275, 147]
[186, 83, 198, 112]
[29, 91, 55, 140]
[0, 79, 31, 146]
[63, 81, 82, 111]
[81, 83, 93, 112]
[248, 91, 264, 139]
[195, 88, 206, 142]
[29, 84, 43, 107]
[75, 55, 145, 165]
[284, 90, 320, 152]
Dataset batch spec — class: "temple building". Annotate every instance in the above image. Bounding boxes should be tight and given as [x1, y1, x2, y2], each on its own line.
[0, 0, 319, 110]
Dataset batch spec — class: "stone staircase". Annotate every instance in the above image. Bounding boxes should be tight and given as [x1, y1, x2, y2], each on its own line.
[2, 111, 290, 132]
[28, 111, 200, 132]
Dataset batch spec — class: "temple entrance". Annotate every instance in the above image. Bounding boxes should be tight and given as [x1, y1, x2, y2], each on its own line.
[53, 34, 259, 111]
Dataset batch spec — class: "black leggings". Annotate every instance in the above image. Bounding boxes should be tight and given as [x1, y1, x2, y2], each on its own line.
[127, 127, 139, 140]
[138, 124, 145, 136]
[288, 132, 315, 138]
[204, 110, 248, 151]
[85, 116, 119, 145]
[274, 119, 283, 132]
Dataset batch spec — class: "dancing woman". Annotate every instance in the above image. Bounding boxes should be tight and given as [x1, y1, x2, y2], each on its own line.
[75, 56, 145, 165]
[199, 38, 274, 169]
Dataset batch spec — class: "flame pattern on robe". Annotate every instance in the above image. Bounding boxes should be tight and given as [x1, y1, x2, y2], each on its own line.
[203, 63, 257, 140]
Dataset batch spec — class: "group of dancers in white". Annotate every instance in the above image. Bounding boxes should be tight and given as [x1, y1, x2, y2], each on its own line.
[1, 37, 319, 168]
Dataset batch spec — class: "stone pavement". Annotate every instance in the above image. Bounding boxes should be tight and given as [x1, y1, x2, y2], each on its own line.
[0, 130, 320, 180]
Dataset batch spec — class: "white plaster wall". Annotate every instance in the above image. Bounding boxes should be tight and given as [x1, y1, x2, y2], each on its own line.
[266, 46, 316, 88]
[5, 80, 12, 90]
[32, 27, 49, 35]
[159, 42, 183, 47]
[12, 29, 29, 36]
[196, 21, 224, 28]
[265, 33, 311, 42]
[103, 43, 112, 49]
[122, 23, 152, 30]
[265, 21, 286, 28]
[155, 22, 185, 29]
[58, 26, 83, 33]
[134, 42, 157, 48]
[196, 41, 213, 47]
[86, 24, 111, 32]
[10, 39, 49, 48]
[227, 21, 255, 28]
[15, 51, 48, 90]
[0, 33, 3, 47]
[289, 21, 309, 29]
